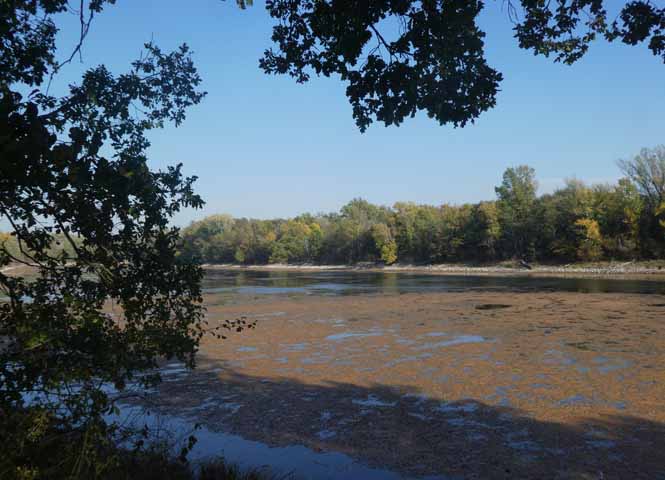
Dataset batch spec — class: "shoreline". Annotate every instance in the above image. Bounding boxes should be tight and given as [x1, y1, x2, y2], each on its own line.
[4, 261, 665, 279]
[202, 261, 665, 279]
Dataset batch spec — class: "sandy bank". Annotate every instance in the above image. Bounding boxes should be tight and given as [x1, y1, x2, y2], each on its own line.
[202, 260, 665, 279]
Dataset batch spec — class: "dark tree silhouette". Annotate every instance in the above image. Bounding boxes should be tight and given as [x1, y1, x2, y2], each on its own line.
[0, 2, 213, 476]
[261, 0, 664, 130]
[0, 0, 662, 476]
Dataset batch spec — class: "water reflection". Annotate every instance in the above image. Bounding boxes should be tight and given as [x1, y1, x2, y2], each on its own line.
[113, 404, 453, 480]
[202, 269, 665, 296]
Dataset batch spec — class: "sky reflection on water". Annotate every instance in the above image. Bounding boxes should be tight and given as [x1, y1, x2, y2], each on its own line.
[202, 270, 665, 296]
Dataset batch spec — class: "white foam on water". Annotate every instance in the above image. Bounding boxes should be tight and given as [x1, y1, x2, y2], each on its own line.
[326, 332, 383, 341]
[352, 394, 397, 408]
[416, 335, 486, 350]
[316, 429, 337, 440]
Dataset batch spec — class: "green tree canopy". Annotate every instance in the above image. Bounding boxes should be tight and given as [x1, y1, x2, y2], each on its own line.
[618, 145, 665, 209]
[495, 165, 538, 259]
[261, 0, 664, 130]
[178, 157, 665, 267]
[1, 1, 221, 476]
[1, 0, 664, 475]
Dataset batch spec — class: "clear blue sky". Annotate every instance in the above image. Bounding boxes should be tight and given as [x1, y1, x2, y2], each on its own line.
[48, 0, 665, 226]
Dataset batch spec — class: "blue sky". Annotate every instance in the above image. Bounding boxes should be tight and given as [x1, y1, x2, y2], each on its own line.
[47, 0, 665, 226]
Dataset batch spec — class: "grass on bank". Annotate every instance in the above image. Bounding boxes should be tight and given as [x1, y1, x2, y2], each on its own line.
[110, 451, 271, 480]
[8, 449, 275, 480]
[2, 410, 277, 480]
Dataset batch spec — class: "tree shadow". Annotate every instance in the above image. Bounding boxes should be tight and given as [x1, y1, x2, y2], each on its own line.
[130, 358, 665, 480]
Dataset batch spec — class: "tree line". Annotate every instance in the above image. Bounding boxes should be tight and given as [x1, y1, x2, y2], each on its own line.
[179, 147, 665, 265]
[3, 1, 663, 477]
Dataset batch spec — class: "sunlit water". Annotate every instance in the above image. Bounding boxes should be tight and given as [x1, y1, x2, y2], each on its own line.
[202, 269, 665, 296]
[13, 269, 665, 478]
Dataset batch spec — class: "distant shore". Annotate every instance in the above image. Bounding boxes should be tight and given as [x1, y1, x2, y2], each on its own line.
[4, 261, 665, 279]
[203, 261, 665, 278]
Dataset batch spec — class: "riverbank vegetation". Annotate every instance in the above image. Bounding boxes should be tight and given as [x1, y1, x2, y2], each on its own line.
[3, 0, 664, 478]
[180, 147, 665, 266]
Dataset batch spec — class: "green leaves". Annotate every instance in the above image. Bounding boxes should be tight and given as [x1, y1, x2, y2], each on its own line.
[495, 166, 538, 260]
[261, 0, 501, 131]
[515, 1, 664, 64]
[1, 2, 207, 477]
[260, 0, 663, 131]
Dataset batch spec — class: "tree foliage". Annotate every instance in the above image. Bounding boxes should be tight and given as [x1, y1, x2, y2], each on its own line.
[574, 218, 604, 261]
[260, 0, 664, 130]
[0, 1, 220, 477]
[618, 145, 665, 209]
[1, 0, 663, 476]
[179, 149, 665, 266]
[495, 165, 538, 259]
[371, 223, 398, 264]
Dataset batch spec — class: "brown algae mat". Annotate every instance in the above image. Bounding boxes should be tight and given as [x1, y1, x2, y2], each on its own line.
[135, 291, 665, 479]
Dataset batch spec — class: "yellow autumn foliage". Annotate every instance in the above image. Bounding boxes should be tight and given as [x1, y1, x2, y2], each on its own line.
[574, 218, 603, 261]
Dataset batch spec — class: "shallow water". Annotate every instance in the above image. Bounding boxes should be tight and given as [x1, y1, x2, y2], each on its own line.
[117, 288, 665, 478]
[113, 404, 453, 480]
[202, 269, 665, 296]
[14, 266, 665, 478]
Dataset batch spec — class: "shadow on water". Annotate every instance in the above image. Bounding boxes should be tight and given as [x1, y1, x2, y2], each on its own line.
[127, 358, 665, 480]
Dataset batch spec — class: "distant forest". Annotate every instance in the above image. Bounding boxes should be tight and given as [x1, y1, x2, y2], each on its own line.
[4, 148, 664, 267]
[179, 147, 665, 265]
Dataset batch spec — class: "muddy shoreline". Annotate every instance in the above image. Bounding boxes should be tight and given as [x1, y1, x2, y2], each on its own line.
[202, 262, 665, 279]
[4, 261, 665, 279]
[129, 289, 665, 479]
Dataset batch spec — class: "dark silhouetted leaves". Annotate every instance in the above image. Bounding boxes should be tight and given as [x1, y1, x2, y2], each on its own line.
[258, 0, 663, 130]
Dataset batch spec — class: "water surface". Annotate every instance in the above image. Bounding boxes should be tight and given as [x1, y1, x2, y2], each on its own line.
[203, 269, 665, 296]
